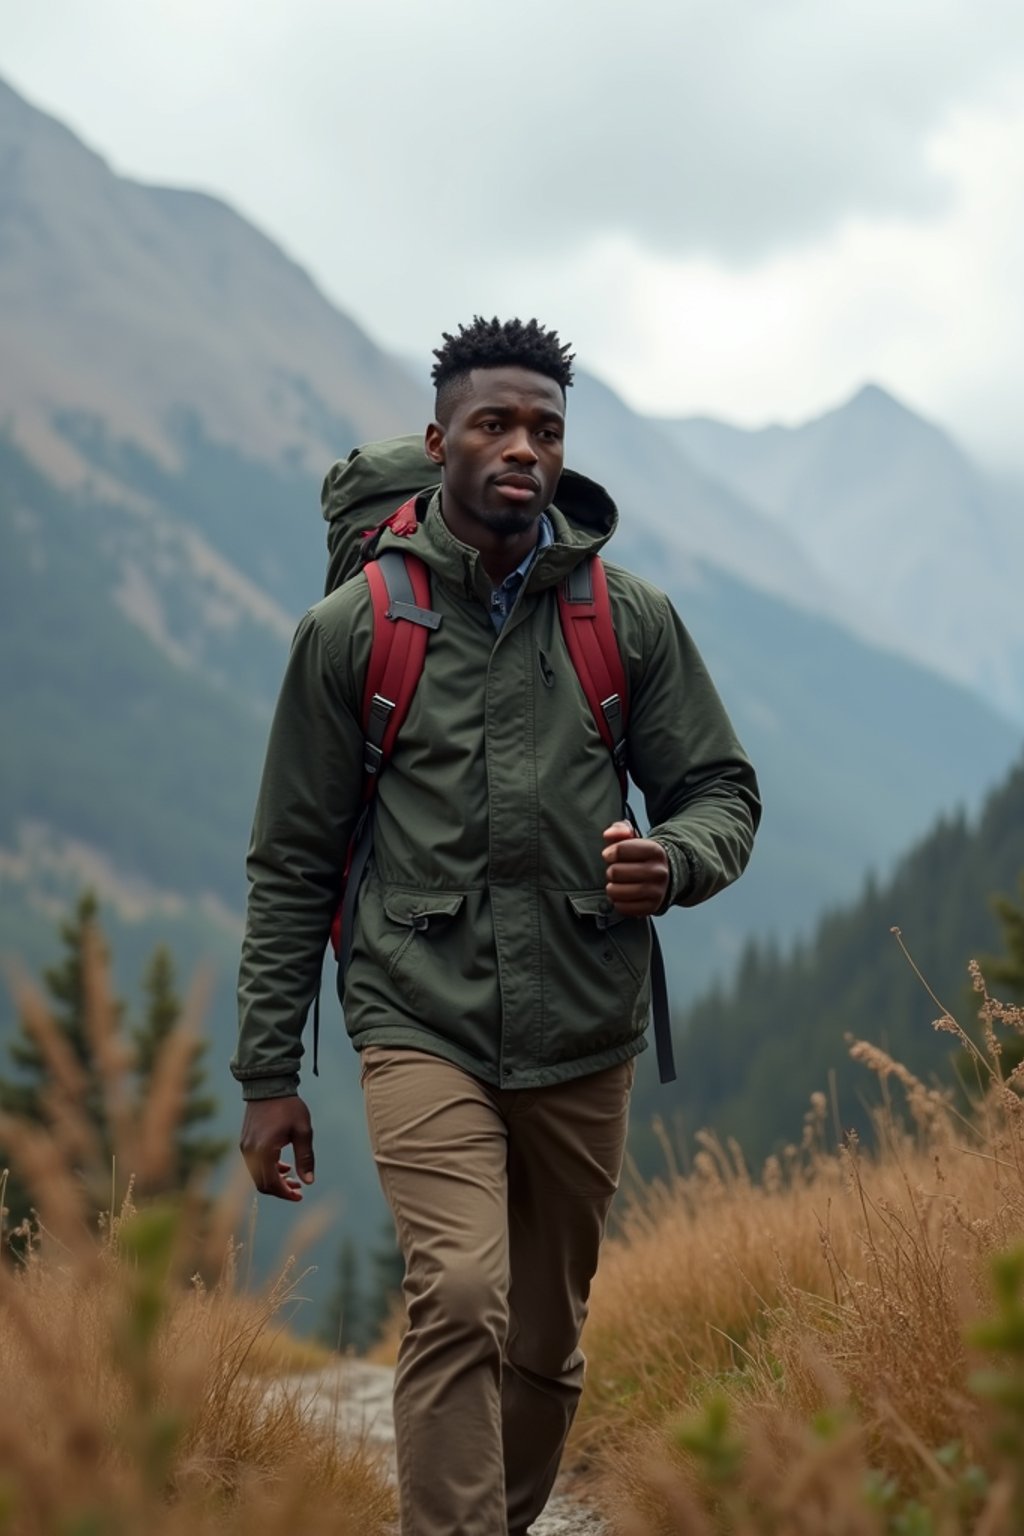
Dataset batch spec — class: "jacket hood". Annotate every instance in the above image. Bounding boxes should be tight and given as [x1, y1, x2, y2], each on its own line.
[321, 433, 618, 596]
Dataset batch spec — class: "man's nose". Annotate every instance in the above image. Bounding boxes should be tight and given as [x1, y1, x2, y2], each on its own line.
[502, 429, 538, 463]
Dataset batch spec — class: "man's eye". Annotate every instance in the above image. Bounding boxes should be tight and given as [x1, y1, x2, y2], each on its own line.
[481, 421, 503, 433]
[538, 429, 562, 443]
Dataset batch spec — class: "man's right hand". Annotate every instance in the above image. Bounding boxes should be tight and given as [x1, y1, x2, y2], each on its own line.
[239, 1095, 315, 1201]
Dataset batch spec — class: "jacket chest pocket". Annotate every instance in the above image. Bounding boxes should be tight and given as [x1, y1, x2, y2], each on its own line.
[382, 891, 465, 978]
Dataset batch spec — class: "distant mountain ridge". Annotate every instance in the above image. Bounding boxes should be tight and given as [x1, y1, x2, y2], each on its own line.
[0, 76, 425, 483]
[663, 386, 1024, 722]
[560, 371, 862, 632]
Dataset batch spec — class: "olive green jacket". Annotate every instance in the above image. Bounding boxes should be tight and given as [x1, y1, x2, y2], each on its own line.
[232, 467, 760, 1098]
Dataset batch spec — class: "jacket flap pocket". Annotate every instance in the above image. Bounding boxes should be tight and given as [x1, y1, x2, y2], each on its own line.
[567, 892, 625, 929]
[384, 892, 465, 930]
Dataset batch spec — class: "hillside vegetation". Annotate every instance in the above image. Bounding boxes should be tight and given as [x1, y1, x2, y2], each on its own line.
[630, 755, 1024, 1167]
[0, 436, 266, 904]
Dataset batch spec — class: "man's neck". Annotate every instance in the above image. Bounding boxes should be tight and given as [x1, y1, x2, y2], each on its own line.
[439, 499, 542, 585]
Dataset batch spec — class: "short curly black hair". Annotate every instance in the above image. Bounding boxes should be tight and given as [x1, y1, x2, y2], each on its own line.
[431, 316, 575, 421]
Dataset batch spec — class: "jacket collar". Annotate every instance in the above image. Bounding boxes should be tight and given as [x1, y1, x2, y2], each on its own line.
[376, 471, 619, 608]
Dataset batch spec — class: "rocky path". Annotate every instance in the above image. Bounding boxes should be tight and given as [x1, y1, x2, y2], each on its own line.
[272, 1360, 608, 1535]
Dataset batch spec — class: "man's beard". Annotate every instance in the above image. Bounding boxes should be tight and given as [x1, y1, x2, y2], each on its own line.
[439, 483, 541, 539]
[478, 504, 538, 537]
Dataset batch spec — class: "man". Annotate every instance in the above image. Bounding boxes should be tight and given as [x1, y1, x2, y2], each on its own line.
[233, 316, 760, 1535]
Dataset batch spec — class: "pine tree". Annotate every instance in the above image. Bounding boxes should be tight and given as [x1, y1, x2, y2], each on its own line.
[985, 873, 1024, 999]
[0, 890, 116, 1235]
[972, 872, 1024, 1078]
[366, 1220, 406, 1344]
[1, 897, 229, 1247]
[132, 944, 229, 1189]
[0, 889, 114, 1129]
[321, 1235, 365, 1352]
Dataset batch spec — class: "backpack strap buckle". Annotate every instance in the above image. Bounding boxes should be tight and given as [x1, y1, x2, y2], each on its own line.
[557, 558, 630, 798]
[600, 692, 628, 776]
[387, 599, 442, 630]
[364, 692, 395, 775]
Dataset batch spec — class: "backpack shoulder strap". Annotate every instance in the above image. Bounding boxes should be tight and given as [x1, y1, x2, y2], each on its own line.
[559, 562, 677, 1087]
[362, 549, 441, 776]
[557, 556, 628, 795]
[330, 548, 440, 971]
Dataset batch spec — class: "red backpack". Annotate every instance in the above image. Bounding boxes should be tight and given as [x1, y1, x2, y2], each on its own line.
[317, 488, 674, 1084]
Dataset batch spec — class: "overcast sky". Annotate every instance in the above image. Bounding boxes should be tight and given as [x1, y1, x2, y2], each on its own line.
[4, 0, 1024, 468]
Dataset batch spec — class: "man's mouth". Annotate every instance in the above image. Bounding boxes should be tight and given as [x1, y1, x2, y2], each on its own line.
[493, 473, 540, 503]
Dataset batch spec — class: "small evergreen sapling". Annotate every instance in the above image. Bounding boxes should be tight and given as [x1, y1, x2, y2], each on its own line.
[131, 944, 229, 1190]
[0, 889, 116, 1130]
[1, 894, 228, 1244]
[1, 890, 116, 1235]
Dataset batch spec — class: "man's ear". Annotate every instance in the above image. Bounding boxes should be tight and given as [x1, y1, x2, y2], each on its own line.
[424, 422, 445, 466]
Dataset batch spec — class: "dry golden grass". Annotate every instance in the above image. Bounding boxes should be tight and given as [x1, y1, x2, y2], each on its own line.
[578, 954, 1024, 1533]
[7, 915, 1023, 1533]
[0, 933, 395, 1536]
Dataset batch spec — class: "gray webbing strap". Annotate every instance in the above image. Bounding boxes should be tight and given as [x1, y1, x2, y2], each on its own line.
[563, 562, 592, 603]
[649, 925, 675, 1084]
[379, 550, 442, 630]
[625, 803, 675, 1083]
[364, 693, 394, 776]
[601, 692, 627, 774]
[339, 806, 374, 980]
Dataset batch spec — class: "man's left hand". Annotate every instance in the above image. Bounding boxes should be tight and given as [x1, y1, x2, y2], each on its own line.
[602, 821, 670, 917]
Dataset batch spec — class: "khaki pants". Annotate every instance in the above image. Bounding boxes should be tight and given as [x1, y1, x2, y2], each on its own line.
[361, 1046, 634, 1536]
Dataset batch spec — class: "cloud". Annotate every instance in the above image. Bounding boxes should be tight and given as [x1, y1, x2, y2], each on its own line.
[7, 2, 1024, 262]
[3, 1, 1024, 464]
[313, 0, 1024, 264]
[531, 92, 1024, 458]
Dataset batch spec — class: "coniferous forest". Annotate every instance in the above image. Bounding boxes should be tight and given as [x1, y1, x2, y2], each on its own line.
[630, 755, 1024, 1172]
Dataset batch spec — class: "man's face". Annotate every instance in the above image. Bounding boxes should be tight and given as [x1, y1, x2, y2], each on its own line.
[425, 366, 565, 537]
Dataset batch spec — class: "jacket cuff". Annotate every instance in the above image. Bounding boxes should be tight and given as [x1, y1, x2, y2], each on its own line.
[240, 1075, 300, 1101]
[653, 839, 700, 911]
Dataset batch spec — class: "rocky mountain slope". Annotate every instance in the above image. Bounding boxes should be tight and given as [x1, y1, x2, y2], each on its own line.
[665, 386, 1024, 721]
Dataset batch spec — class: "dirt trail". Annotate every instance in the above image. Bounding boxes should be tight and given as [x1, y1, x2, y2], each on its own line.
[272, 1360, 608, 1534]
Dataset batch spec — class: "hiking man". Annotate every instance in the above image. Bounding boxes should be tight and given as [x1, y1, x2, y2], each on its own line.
[233, 316, 761, 1535]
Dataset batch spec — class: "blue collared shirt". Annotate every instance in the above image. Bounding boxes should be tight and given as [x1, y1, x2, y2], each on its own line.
[488, 514, 554, 632]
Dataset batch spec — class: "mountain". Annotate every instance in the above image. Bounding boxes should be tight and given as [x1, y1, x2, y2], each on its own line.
[0, 77, 423, 493]
[1, 76, 1021, 1315]
[627, 752, 1024, 1173]
[663, 387, 1024, 723]
[561, 371, 861, 631]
